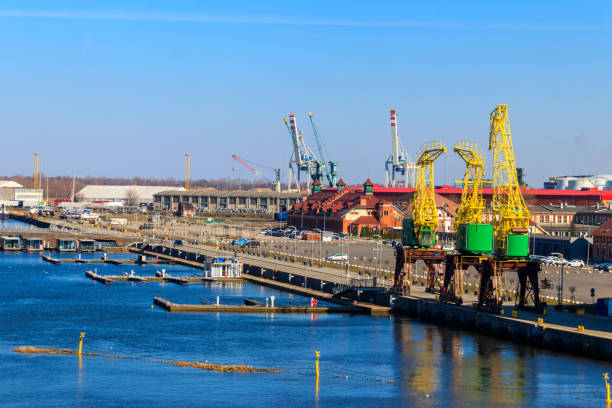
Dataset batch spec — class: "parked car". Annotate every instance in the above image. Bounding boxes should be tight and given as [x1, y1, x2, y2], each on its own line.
[326, 253, 348, 261]
[563, 259, 584, 267]
[173, 239, 183, 246]
[543, 256, 562, 266]
[231, 238, 249, 246]
[594, 263, 612, 271]
[529, 255, 545, 262]
[245, 240, 260, 248]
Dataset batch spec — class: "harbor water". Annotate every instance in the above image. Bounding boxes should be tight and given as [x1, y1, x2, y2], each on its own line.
[0, 251, 610, 407]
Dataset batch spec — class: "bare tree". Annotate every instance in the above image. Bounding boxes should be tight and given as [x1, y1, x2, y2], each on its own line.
[125, 189, 139, 206]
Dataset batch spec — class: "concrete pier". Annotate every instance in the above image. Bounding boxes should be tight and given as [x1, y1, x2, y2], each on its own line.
[153, 297, 368, 314]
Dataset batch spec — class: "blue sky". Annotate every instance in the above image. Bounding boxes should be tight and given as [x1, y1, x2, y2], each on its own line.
[0, 1, 610, 187]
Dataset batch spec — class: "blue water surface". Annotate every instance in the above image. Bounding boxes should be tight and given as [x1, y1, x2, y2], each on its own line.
[0, 252, 609, 408]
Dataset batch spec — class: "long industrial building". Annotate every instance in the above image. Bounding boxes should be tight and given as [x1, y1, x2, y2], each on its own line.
[76, 185, 185, 205]
[153, 189, 302, 213]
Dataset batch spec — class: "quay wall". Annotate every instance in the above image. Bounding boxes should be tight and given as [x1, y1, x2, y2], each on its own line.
[392, 296, 612, 361]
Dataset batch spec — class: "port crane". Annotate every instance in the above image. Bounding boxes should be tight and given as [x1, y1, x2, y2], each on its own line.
[308, 112, 338, 187]
[394, 141, 446, 295]
[453, 140, 491, 253]
[231, 154, 281, 192]
[385, 110, 417, 187]
[284, 114, 319, 192]
[488, 104, 530, 258]
[405, 141, 447, 247]
[437, 141, 491, 305]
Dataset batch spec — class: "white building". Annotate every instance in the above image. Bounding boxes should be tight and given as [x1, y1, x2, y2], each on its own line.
[545, 175, 612, 191]
[0, 181, 43, 207]
[76, 185, 185, 205]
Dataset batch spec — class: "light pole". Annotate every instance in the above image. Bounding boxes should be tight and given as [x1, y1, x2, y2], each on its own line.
[286, 225, 297, 262]
[551, 251, 565, 308]
[373, 233, 382, 284]
[313, 228, 322, 267]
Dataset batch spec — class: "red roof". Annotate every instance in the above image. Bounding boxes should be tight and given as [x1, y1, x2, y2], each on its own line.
[313, 179, 321, 185]
[592, 219, 612, 237]
[347, 215, 379, 226]
[337, 179, 346, 186]
[364, 178, 373, 186]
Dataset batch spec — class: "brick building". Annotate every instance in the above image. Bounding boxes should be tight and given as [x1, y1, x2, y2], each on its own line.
[592, 219, 612, 262]
[287, 179, 457, 236]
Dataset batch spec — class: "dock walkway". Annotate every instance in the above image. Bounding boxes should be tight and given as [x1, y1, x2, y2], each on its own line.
[153, 297, 368, 314]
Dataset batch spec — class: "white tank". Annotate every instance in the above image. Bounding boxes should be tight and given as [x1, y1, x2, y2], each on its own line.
[568, 179, 591, 190]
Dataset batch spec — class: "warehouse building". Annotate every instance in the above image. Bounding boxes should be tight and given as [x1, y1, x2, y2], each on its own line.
[153, 189, 301, 214]
[76, 185, 185, 205]
[0, 180, 43, 207]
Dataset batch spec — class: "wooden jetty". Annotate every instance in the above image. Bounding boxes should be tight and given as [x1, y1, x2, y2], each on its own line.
[85, 270, 111, 285]
[41, 254, 169, 266]
[244, 297, 265, 306]
[153, 297, 368, 314]
[82, 270, 241, 284]
[42, 255, 61, 265]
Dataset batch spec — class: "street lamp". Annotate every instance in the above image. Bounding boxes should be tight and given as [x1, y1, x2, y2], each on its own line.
[313, 228, 322, 267]
[373, 233, 383, 284]
[286, 225, 297, 262]
[551, 251, 565, 308]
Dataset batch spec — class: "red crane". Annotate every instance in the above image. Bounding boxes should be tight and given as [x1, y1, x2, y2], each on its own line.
[232, 154, 268, 181]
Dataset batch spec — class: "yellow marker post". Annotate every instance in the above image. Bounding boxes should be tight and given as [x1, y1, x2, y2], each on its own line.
[315, 351, 320, 378]
[605, 373, 612, 403]
[537, 318, 544, 325]
[78, 332, 85, 356]
[512, 310, 517, 318]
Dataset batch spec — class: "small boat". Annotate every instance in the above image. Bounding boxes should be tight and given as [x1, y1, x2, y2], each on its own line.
[243, 297, 265, 306]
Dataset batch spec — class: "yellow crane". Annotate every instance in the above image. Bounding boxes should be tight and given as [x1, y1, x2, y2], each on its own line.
[453, 141, 493, 254]
[404, 141, 446, 247]
[185, 153, 191, 191]
[488, 104, 530, 257]
[33, 152, 39, 189]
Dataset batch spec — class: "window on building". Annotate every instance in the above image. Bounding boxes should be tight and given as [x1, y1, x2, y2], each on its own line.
[539, 216, 544, 223]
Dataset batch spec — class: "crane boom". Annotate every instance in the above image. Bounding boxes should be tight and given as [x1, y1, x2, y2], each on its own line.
[489, 104, 530, 257]
[308, 112, 338, 187]
[232, 154, 268, 181]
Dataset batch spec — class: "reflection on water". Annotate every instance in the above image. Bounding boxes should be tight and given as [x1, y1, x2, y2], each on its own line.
[0, 252, 609, 408]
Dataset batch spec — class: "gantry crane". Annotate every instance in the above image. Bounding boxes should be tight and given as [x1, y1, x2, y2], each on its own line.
[488, 104, 530, 258]
[437, 141, 491, 305]
[284, 114, 319, 192]
[453, 141, 493, 254]
[308, 112, 338, 187]
[385, 109, 417, 187]
[403, 141, 447, 247]
[232, 154, 281, 192]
